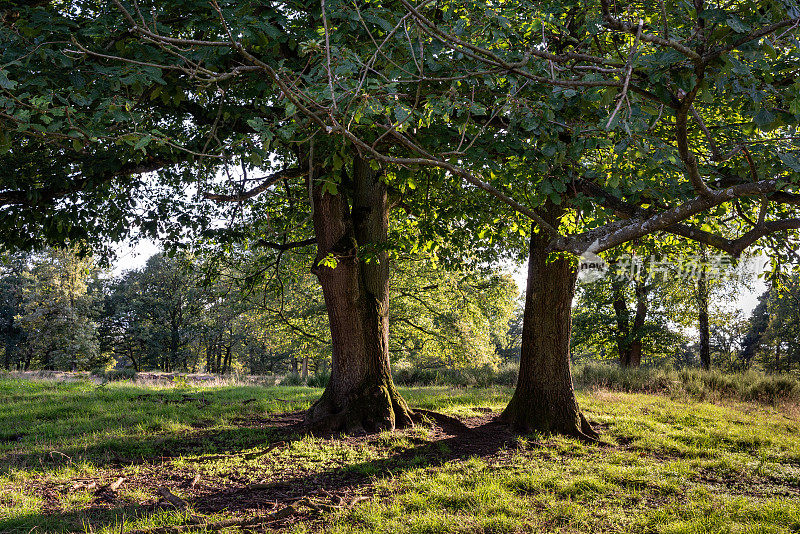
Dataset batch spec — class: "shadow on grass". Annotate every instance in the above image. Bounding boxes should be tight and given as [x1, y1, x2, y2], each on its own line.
[0, 384, 320, 473]
[1, 410, 522, 533]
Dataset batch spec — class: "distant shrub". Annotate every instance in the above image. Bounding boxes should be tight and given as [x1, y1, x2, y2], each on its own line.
[572, 362, 800, 405]
[280, 372, 304, 386]
[572, 362, 674, 393]
[392, 363, 518, 387]
[306, 371, 330, 388]
[92, 367, 137, 381]
[393, 367, 440, 386]
[743, 374, 799, 403]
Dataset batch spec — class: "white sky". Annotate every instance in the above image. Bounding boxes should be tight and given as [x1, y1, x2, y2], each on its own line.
[111, 238, 160, 276]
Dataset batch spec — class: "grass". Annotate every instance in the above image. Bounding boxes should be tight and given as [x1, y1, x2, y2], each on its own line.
[0, 376, 798, 533]
[572, 363, 800, 405]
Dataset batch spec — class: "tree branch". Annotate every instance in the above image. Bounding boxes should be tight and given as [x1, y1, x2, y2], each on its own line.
[556, 179, 800, 256]
[255, 238, 316, 251]
[202, 167, 308, 202]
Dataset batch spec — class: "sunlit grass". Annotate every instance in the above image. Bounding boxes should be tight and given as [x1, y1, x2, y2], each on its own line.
[0, 377, 798, 533]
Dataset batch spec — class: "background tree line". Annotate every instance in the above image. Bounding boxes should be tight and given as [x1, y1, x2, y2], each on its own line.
[0, 246, 519, 377]
[3, 246, 798, 378]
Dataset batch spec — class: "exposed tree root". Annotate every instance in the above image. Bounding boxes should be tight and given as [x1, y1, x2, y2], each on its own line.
[412, 409, 474, 434]
[499, 406, 604, 444]
[304, 382, 413, 433]
[580, 412, 600, 439]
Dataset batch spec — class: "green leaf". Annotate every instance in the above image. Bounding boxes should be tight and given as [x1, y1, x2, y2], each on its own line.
[316, 253, 338, 269]
[778, 153, 800, 172]
[321, 179, 338, 196]
[754, 108, 776, 129]
[394, 104, 411, 124]
[134, 135, 152, 153]
[0, 70, 16, 90]
[726, 17, 751, 33]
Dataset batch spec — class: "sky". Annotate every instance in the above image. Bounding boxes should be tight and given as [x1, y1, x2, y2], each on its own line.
[111, 238, 160, 276]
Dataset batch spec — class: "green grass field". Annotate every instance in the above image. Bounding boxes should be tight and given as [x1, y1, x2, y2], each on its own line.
[0, 378, 798, 533]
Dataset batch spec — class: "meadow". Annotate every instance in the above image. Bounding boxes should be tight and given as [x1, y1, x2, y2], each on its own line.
[0, 374, 798, 533]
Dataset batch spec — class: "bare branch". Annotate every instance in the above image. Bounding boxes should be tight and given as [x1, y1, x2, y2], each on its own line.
[255, 238, 316, 251]
[705, 18, 800, 61]
[599, 0, 701, 59]
[606, 19, 643, 129]
[676, 86, 713, 198]
[690, 105, 721, 160]
[203, 167, 308, 202]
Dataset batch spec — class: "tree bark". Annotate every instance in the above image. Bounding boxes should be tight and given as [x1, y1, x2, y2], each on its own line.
[614, 274, 648, 368]
[612, 279, 632, 367]
[501, 203, 598, 440]
[697, 258, 711, 370]
[306, 155, 412, 433]
[222, 344, 231, 374]
[628, 279, 647, 367]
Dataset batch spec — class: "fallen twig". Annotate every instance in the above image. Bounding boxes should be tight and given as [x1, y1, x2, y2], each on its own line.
[349, 496, 370, 508]
[182, 441, 285, 463]
[157, 487, 187, 509]
[70, 480, 97, 490]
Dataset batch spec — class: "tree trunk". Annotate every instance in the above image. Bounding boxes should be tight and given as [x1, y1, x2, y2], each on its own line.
[628, 279, 647, 367]
[222, 344, 231, 374]
[697, 257, 711, 370]
[614, 273, 648, 368]
[306, 155, 412, 433]
[501, 204, 598, 440]
[301, 353, 309, 381]
[127, 342, 140, 372]
[612, 279, 632, 367]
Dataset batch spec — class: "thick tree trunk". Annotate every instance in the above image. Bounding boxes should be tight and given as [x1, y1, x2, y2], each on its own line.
[306, 155, 412, 433]
[697, 260, 711, 370]
[501, 204, 598, 440]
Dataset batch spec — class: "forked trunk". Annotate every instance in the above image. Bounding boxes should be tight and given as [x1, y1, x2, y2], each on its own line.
[306, 155, 412, 433]
[697, 260, 710, 370]
[629, 279, 647, 368]
[501, 204, 598, 441]
[614, 272, 648, 368]
[612, 280, 632, 367]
